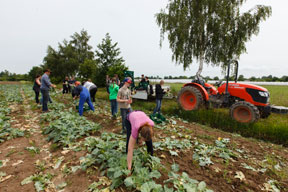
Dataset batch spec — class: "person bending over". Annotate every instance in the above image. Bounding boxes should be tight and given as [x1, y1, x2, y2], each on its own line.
[74, 81, 95, 116]
[83, 79, 97, 102]
[126, 111, 154, 172]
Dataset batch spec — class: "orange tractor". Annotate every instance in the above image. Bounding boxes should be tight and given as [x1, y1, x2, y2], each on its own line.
[177, 62, 287, 123]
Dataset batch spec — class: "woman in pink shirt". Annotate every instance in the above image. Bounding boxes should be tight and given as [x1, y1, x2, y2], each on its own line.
[126, 111, 154, 172]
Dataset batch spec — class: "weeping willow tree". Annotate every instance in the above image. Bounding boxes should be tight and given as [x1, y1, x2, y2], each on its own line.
[156, 0, 272, 77]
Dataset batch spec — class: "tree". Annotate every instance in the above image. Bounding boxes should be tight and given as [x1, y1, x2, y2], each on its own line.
[70, 29, 94, 65]
[28, 66, 43, 81]
[42, 30, 94, 83]
[156, 0, 271, 77]
[78, 59, 97, 80]
[107, 62, 128, 81]
[95, 33, 127, 86]
[238, 74, 245, 81]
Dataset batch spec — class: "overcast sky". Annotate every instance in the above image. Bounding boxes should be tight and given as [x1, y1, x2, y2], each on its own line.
[0, 0, 287, 78]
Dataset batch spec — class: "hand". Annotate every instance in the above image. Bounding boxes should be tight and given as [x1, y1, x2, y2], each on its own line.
[52, 84, 56, 88]
[128, 99, 132, 104]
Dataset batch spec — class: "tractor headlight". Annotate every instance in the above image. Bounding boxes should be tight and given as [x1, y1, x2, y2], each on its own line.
[259, 91, 269, 97]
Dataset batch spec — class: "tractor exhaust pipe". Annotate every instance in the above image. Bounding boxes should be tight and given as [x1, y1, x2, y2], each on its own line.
[234, 60, 239, 83]
[225, 63, 230, 95]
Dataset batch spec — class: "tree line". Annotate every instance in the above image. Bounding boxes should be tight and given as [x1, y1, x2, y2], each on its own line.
[162, 75, 288, 82]
[26, 30, 127, 87]
[2, 69, 288, 83]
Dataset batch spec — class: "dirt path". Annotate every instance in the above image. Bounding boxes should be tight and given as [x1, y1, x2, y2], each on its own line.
[0, 90, 57, 191]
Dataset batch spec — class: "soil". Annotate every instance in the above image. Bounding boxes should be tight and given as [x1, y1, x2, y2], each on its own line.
[1, 87, 287, 192]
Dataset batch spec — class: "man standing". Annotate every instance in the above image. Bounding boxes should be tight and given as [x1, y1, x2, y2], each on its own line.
[69, 76, 76, 95]
[114, 74, 120, 85]
[83, 79, 97, 102]
[153, 80, 166, 115]
[74, 81, 95, 116]
[62, 76, 69, 94]
[117, 78, 132, 134]
[40, 69, 56, 112]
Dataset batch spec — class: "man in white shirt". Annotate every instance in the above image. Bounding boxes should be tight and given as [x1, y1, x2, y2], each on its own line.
[83, 79, 97, 102]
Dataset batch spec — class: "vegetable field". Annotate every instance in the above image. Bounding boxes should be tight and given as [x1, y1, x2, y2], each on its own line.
[0, 82, 288, 192]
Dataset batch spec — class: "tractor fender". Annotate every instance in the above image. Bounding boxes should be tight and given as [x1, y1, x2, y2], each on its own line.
[183, 83, 209, 101]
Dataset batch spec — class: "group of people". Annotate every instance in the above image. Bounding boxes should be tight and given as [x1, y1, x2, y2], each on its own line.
[62, 76, 75, 94]
[33, 70, 97, 115]
[32, 71, 167, 174]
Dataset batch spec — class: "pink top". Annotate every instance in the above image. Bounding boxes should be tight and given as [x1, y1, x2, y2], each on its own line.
[128, 111, 154, 139]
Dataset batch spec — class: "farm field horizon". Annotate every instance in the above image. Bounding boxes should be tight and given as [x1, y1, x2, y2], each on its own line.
[0, 81, 287, 192]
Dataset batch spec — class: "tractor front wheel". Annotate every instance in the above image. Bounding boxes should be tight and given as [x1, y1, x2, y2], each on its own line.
[230, 101, 260, 123]
[177, 86, 203, 110]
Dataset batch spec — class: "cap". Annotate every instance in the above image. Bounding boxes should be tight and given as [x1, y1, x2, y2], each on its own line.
[123, 78, 132, 84]
[75, 81, 81, 86]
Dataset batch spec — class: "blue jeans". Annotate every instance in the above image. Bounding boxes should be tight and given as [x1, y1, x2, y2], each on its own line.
[79, 93, 95, 116]
[110, 99, 118, 116]
[153, 99, 162, 115]
[41, 89, 49, 111]
[120, 108, 131, 132]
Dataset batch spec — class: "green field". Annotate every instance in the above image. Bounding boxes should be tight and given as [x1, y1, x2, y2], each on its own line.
[98, 84, 288, 146]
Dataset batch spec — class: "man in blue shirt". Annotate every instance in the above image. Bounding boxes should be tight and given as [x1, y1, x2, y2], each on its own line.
[40, 69, 56, 112]
[73, 81, 95, 116]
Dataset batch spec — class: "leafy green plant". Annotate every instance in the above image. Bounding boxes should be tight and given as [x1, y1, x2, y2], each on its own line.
[21, 173, 54, 192]
[25, 146, 40, 154]
[165, 165, 213, 192]
[42, 110, 101, 147]
[0, 86, 25, 143]
[193, 138, 236, 167]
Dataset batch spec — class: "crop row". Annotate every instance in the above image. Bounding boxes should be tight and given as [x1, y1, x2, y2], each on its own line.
[0, 85, 25, 143]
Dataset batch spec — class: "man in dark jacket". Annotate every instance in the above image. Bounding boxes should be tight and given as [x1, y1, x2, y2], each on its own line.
[153, 80, 166, 115]
[40, 69, 56, 112]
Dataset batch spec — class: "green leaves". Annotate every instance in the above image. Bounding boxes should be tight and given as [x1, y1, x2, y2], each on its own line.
[156, 0, 272, 73]
[140, 181, 162, 192]
[0, 85, 24, 143]
[21, 173, 53, 192]
[165, 166, 213, 192]
[193, 138, 235, 167]
[41, 108, 101, 147]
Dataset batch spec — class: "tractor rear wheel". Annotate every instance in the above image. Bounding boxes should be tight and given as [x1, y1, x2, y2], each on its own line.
[230, 101, 260, 123]
[177, 86, 203, 110]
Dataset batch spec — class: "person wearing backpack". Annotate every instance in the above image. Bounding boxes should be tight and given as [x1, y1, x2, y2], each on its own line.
[109, 78, 119, 119]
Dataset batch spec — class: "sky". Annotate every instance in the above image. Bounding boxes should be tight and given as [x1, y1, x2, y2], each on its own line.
[0, 0, 287, 78]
